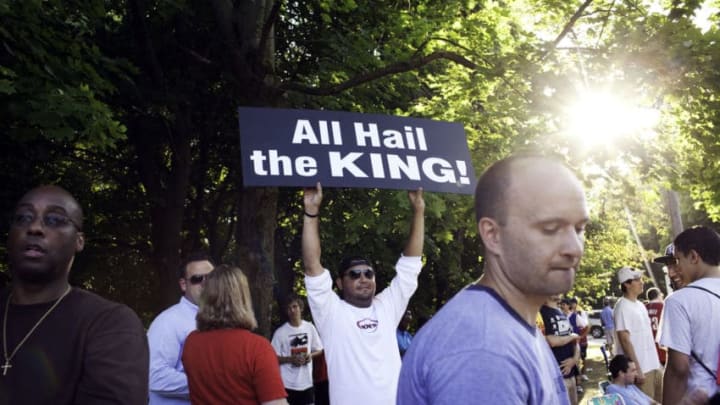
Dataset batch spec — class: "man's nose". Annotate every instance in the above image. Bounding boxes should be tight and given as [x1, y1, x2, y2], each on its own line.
[26, 215, 46, 234]
[561, 228, 584, 258]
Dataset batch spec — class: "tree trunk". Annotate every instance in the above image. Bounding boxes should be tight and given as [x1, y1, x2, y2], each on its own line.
[130, 109, 192, 312]
[664, 189, 684, 237]
[236, 187, 279, 338]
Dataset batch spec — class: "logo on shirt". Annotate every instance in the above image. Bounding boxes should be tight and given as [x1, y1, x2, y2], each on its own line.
[356, 318, 379, 333]
[289, 332, 309, 356]
[290, 332, 308, 347]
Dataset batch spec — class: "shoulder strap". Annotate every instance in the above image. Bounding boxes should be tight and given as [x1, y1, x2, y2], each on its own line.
[690, 350, 716, 380]
[686, 285, 720, 300]
[685, 285, 720, 380]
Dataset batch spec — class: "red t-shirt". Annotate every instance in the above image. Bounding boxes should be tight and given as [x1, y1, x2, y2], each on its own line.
[646, 301, 666, 364]
[182, 328, 287, 404]
[312, 351, 328, 382]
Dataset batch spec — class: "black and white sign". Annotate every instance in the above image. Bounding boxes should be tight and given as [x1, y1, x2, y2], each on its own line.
[238, 107, 477, 194]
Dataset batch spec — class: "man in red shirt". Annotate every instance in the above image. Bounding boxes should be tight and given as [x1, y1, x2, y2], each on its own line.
[645, 287, 666, 365]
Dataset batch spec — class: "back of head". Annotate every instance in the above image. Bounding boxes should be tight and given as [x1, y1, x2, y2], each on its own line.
[646, 287, 661, 301]
[196, 264, 257, 331]
[474, 154, 574, 224]
[674, 226, 720, 266]
[609, 354, 630, 379]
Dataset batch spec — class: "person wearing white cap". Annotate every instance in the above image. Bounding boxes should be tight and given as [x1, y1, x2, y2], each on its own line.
[613, 266, 663, 402]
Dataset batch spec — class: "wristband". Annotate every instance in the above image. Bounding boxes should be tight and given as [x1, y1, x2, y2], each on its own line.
[304, 211, 319, 218]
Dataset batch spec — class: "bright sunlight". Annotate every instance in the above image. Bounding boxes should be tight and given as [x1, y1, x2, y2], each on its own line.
[563, 90, 660, 149]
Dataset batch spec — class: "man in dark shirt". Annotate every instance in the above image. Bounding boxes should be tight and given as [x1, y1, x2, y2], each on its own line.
[541, 295, 580, 405]
[0, 185, 149, 404]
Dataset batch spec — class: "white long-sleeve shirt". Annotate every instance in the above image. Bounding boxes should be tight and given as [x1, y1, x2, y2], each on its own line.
[306, 255, 422, 405]
[147, 296, 198, 405]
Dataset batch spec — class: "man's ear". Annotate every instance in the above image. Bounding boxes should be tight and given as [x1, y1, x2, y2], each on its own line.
[478, 217, 502, 255]
[689, 249, 702, 264]
[75, 232, 85, 253]
[335, 277, 343, 291]
[179, 278, 188, 293]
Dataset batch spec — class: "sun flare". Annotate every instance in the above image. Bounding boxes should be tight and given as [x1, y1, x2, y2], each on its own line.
[563, 90, 660, 148]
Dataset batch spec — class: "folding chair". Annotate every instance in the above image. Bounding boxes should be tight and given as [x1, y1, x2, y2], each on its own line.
[600, 344, 612, 381]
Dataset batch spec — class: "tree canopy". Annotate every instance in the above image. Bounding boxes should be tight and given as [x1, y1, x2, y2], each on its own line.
[2, 0, 719, 334]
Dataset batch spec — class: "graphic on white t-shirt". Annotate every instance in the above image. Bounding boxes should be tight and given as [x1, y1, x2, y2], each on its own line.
[356, 318, 379, 333]
[289, 332, 309, 356]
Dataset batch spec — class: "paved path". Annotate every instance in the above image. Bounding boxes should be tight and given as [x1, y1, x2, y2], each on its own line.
[577, 337, 611, 403]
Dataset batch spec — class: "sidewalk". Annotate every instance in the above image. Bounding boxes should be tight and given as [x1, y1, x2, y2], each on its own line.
[576, 337, 611, 403]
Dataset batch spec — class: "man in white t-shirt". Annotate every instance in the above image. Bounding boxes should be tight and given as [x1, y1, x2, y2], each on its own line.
[614, 266, 663, 402]
[301, 182, 425, 405]
[271, 296, 323, 405]
[658, 226, 720, 403]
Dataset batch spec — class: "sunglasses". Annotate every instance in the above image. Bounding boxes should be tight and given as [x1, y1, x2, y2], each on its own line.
[188, 274, 209, 285]
[12, 212, 80, 230]
[345, 268, 375, 280]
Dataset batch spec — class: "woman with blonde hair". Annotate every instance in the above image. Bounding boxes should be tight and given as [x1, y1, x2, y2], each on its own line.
[182, 265, 288, 404]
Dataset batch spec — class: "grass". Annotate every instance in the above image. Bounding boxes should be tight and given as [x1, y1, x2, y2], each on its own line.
[577, 338, 612, 403]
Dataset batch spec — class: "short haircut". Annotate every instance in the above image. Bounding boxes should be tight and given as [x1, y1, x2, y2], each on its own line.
[18, 185, 85, 230]
[609, 354, 631, 379]
[338, 256, 372, 278]
[285, 294, 305, 311]
[178, 251, 214, 278]
[196, 265, 257, 331]
[646, 287, 661, 301]
[674, 226, 720, 266]
[474, 154, 565, 224]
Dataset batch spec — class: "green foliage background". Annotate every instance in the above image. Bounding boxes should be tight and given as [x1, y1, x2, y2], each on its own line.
[1, 0, 719, 332]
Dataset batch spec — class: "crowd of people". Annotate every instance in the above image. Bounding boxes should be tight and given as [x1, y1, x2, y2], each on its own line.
[2, 154, 720, 404]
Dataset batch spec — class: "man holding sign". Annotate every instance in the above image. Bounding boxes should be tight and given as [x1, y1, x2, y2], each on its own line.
[302, 182, 424, 405]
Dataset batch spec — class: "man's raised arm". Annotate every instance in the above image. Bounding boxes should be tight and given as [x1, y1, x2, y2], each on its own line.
[302, 182, 324, 276]
[403, 188, 425, 257]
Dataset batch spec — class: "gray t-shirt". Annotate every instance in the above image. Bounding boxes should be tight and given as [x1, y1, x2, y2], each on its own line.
[397, 285, 569, 405]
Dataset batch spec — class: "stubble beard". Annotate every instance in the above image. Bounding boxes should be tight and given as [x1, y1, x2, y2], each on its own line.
[11, 263, 64, 285]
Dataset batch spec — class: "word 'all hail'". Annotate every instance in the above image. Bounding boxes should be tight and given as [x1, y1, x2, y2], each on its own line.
[291, 119, 428, 151]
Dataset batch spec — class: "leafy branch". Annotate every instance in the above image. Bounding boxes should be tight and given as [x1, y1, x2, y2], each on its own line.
[280, 50, 476, 96]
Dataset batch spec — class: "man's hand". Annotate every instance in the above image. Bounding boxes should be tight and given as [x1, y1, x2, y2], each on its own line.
[302, 182, 324, 276]
[408, 188, 425, 213]
[559, 356, 577, 376]
[290, 353, 310, 367]
[304, 182, 322, 215]
[403, 188, 425, 257]
[635, 371, 646, 386]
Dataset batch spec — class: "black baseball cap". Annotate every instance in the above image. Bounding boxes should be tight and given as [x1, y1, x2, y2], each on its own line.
[653, 244, 675, 265]
[338, 256, 373, 276]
